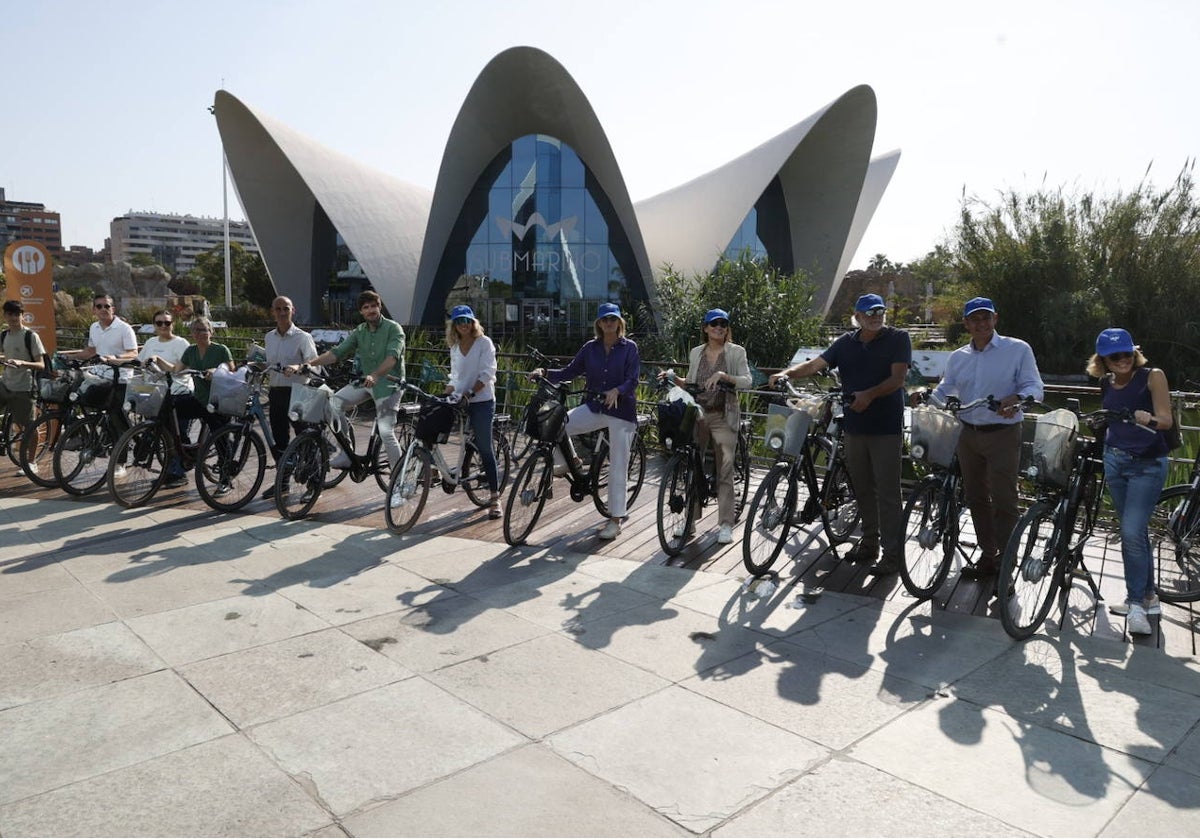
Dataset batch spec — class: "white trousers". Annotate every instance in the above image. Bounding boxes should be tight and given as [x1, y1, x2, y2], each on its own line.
[564, 406, 637, 519]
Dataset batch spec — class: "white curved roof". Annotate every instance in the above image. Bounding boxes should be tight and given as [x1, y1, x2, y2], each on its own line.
[213, 48, 899, 323]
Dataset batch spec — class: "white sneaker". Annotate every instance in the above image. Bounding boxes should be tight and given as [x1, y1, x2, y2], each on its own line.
[111, 465, 127, 479]
[1127, 602, 1153, 636]
[1109, 593, 1161, 617]
[329, 451, 351, 469]
[598, 520, 622, 540]
[673, 522, 688, 538]
[717, 525, 734, 545]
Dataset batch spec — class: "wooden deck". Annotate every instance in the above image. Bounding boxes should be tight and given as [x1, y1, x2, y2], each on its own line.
[5, 417, 1197, 657]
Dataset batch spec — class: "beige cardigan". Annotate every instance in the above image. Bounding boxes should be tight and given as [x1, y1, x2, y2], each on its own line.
[685, 341, 752, 429]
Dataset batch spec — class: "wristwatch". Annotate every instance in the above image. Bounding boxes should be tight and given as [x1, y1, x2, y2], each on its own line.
[1148, 417, 1159, 429]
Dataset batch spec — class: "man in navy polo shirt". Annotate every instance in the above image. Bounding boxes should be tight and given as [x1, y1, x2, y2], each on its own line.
[770, 293, 911, 575]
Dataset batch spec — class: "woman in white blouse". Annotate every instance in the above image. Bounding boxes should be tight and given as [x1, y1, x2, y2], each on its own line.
[444, 305, 501, 518]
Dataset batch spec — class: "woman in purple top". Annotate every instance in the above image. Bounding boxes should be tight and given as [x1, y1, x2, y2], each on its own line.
[1088, 327, 1173, 636]
[532, 302, 641, 540]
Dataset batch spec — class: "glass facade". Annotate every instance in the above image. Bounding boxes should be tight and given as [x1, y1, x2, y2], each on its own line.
[721, 176, 794, 273]
[429, 134, 644, 325]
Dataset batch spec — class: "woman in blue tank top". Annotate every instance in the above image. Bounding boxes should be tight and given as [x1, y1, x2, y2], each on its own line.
[1087, 328, 1174, 636]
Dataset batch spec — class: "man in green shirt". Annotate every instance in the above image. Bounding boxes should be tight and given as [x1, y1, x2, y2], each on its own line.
[305, 290, 406, 468]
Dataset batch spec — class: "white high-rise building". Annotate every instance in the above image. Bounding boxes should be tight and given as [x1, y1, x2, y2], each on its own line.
[109, 211, 259, 275]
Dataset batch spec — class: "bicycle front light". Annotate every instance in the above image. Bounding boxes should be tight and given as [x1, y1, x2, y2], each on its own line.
[125, 401, 135, 413]
[288, 410, 300, 422]
[765, 431, 785, 452]
[911, 444, 926, 461]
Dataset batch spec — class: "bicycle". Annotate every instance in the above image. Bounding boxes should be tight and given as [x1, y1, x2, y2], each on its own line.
[654, 378, 752, 556]
[998, 399, 1151, 640]
[105, 364, 211, 508]
[384, 381, 513, 534]
[51, 359, 137, 496]
[899, 392, 1003, 599]
[741, 379, 859, 576]
[1150, 438, 1200, 604]
[272, 368, 412, 520]
[17, 363, 85, 487]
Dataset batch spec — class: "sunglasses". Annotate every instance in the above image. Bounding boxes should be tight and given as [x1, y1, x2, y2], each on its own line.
[599, 315, 619, 322]
[707, 320, 729, 328]
[94, 303, 112, 310]
[154, 320, 172, 327]
[453, 317, 473, 325]
[1105, 351, 1134, 362]
[863, 307, 887, 316]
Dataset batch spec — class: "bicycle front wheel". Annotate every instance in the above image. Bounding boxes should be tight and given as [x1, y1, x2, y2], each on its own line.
[54, 415, 113, 496]
[591, 432, 647, 518]
[3, 408, 28, 466]
[998, 500, 1061, 640]
[196, 425, 266, 512]
[276, 433, 326, 520]
[899, 476, 952, 599]
[742, 462, 796, 576]
[733, 432, 751, 521]
[21, 412, 64, 488]
[820, 459, 860, 544]
[504, 449, 553, 546]
[1151, 484, 1200, 603]
[656, 452, 696, 556]
[108, 422, 169, 508]
[385, 444, 431, 534]
[322, 423, 353, 488]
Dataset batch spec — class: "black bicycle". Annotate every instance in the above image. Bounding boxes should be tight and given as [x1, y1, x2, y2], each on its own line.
[742, 379, 859, 576]
[998, 399, 1152, 640]
[654, 378, 752, 555]
[52, 359, 137, 496]
[900, 392, 1002, 599]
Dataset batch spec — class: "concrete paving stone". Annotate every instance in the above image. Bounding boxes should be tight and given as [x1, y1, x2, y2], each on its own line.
[0, 558, 77, 598]
[57, 531, 232, 582]
[850, 694, 1155, 837]
[876, 593, 1015, 641]
[80, 550, 270, 619]
[0, 669, 232, 806]
[342, 592, 550, 673]
[669, 580, 868, 638]
[304, 824, 351, 837]
[786, 601, 1011, 690]
[343, 743, 688, 837]
[390, 539, 582, 594]
[127, 591, 330, 666]
[385, 534, 512, 569]
[0, 580, 115, 646]
[1163, 721, 1200, 778]
[713, 754, 1028, 837]
[470, 568, 660, 632]
[274, 561, 453, 625]
[427, 632, 670, 738]
[952, 637, 1200, 763]
[247, 678, 527, 817]
[180, 627, 414, 729]
[574, 555, 734, 600]
[1101, 764, 1200, 837]
[683, 637, 930, 750]
[548, 685, 828, 834]
[0, 733, 330, 837]
[566, 598, 777, 682]
[0, 621, 164, 710]
[224, 540, 385, 594]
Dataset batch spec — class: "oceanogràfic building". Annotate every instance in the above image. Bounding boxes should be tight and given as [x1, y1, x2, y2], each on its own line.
[213, 46, 899, 329]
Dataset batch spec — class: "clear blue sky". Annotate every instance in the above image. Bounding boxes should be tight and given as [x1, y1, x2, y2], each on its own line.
[5, 0, 1196, 268]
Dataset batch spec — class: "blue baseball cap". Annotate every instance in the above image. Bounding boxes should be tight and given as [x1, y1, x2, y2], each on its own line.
[596, 302, 622, 320]
[963, 297, 996, 317]
[703, 308, 730, 324]
[1096, 327, 1136, 356]
[855, 293, 885, 312]
[449, 304, 475, 321]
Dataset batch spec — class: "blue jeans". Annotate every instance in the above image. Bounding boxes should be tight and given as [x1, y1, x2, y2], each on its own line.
[1104, 448, 1169, 604]
[467, 399, 499, 492]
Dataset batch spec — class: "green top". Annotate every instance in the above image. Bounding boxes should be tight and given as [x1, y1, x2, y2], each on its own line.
[182, 342, 233, 404]
[333, 318, 405, 400]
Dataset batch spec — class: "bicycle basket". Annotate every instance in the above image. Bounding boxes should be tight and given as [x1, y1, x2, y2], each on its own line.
[74, 372, 113, 408]
[1031, 409, 1078, 488]
[289, 384, 333, 424]
[765, 402, 812, 457]
[39, 372, 77, 404]
[656, 398, 700, 452]
[530, 399, 567, 443]
[415, 399, 456, 445]
[210, 367, 253, 417]
[126, 372, 168, 418]
[788, 393, 829, 426]
[909, 405, 963, 469]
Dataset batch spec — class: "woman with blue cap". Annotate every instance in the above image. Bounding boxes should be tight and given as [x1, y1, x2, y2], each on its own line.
[1088, 327, 1173, 636]
[444, 304, 501, 518]
[661, 308, 751, 544]
[531, 302, 641, 540]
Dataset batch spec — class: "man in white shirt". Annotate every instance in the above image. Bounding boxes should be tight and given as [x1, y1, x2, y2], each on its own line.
[262, 296, 318, 499]
[931, 297, 1044, 583]
[61, 294, 139, 435]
